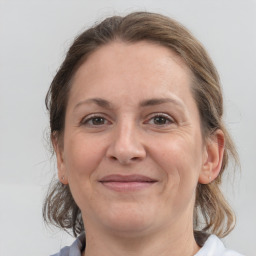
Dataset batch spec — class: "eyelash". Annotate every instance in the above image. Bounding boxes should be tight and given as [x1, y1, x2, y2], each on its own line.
[80, 113, 174, 128]
[145, 113, 174, 126]
[81, 114, 111, 127]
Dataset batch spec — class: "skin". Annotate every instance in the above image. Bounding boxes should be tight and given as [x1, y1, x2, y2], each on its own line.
[54, 41, 224, 256]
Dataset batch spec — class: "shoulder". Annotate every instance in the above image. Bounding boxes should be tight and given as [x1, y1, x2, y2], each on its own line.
[50, 246, 71, 256]
[50, 233, 85, 256]
[195, 235, 244, 256]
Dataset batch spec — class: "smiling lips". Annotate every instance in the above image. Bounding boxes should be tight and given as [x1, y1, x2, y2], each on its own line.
[99, 175, 158, 192]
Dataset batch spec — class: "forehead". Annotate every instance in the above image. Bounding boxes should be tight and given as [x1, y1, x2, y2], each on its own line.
[75, 40, 190, 78]
[67, 41, 196, 112]
[74, 41, 192, 87]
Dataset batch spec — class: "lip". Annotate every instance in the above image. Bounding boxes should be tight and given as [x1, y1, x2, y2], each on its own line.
[99, 175, 158, 192]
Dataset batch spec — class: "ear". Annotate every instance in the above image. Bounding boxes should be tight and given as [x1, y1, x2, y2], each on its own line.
[199, 129, 225, 184]
[51, 133, 69, 185]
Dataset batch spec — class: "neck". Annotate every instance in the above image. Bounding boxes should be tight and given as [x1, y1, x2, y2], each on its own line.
[83, 217, 200, 256]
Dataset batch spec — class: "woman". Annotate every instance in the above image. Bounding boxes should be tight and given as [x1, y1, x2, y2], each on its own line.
[43, 12, 243, 256]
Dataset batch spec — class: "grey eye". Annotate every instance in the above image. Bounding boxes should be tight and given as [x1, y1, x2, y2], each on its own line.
[90, 117, 106, 125]
[147, 114, 173, 126]
[153, 116, 170, 125]
[82, 115, 109, 126]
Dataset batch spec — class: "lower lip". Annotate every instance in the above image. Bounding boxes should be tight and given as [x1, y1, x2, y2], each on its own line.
[100, 181, 156, 192]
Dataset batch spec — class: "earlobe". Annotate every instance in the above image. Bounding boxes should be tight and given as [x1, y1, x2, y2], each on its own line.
[51, 133, 69, 185]
[199, 129, 225, 184]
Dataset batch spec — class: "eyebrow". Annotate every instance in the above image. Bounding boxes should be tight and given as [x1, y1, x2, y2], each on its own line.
[74, 97, 185, 111]
[139, 98, 184, 108]
[74, 98, 112, 110]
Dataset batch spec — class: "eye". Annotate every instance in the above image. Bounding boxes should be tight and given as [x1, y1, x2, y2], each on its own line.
[81, 115, 110, 127]
[146, 113, 174, 126]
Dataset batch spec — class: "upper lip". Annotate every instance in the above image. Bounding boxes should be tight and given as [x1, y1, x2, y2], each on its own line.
[99, 174, 157, 182]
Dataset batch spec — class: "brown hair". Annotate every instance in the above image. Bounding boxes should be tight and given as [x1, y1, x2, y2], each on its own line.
[43, 12, 239, 243]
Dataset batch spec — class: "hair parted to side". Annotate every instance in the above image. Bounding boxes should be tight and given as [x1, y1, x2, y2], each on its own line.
[43, 12, 239, 242]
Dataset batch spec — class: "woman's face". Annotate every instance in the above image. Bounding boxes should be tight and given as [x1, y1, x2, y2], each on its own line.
[56, 41, 212, 236]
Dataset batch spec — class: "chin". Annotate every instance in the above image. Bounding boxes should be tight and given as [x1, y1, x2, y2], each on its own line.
[101, 204, 156, 235]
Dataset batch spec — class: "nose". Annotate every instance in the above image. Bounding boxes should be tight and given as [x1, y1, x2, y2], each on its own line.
[106, 122, 146, 165]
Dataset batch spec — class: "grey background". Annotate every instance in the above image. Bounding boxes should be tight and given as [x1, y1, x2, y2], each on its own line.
[0, 0, 255, 255]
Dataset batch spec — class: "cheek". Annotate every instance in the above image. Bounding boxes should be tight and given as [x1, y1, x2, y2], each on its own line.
[152, 134, 203, 184]
[63, 134, 105, 178]
[62, 135, 106, 209]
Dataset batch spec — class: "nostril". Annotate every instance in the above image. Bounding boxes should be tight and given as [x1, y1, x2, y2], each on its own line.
[106, 140, 146, 164]
[108, 155, 141, 165]
[110, 156, 118, 161]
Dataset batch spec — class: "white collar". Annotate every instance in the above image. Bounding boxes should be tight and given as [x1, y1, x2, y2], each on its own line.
[195, 235, 244, 256]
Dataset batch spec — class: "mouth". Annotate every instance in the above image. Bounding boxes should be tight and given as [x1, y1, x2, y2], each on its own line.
[99, 174, 158, 192]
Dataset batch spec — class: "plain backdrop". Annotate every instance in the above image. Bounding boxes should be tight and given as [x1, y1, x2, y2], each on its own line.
[0, 0, 255, 255]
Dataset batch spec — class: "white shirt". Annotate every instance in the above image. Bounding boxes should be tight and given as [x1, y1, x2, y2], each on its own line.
[195, 235, 244, 256]
[51, 233, 244, 256]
